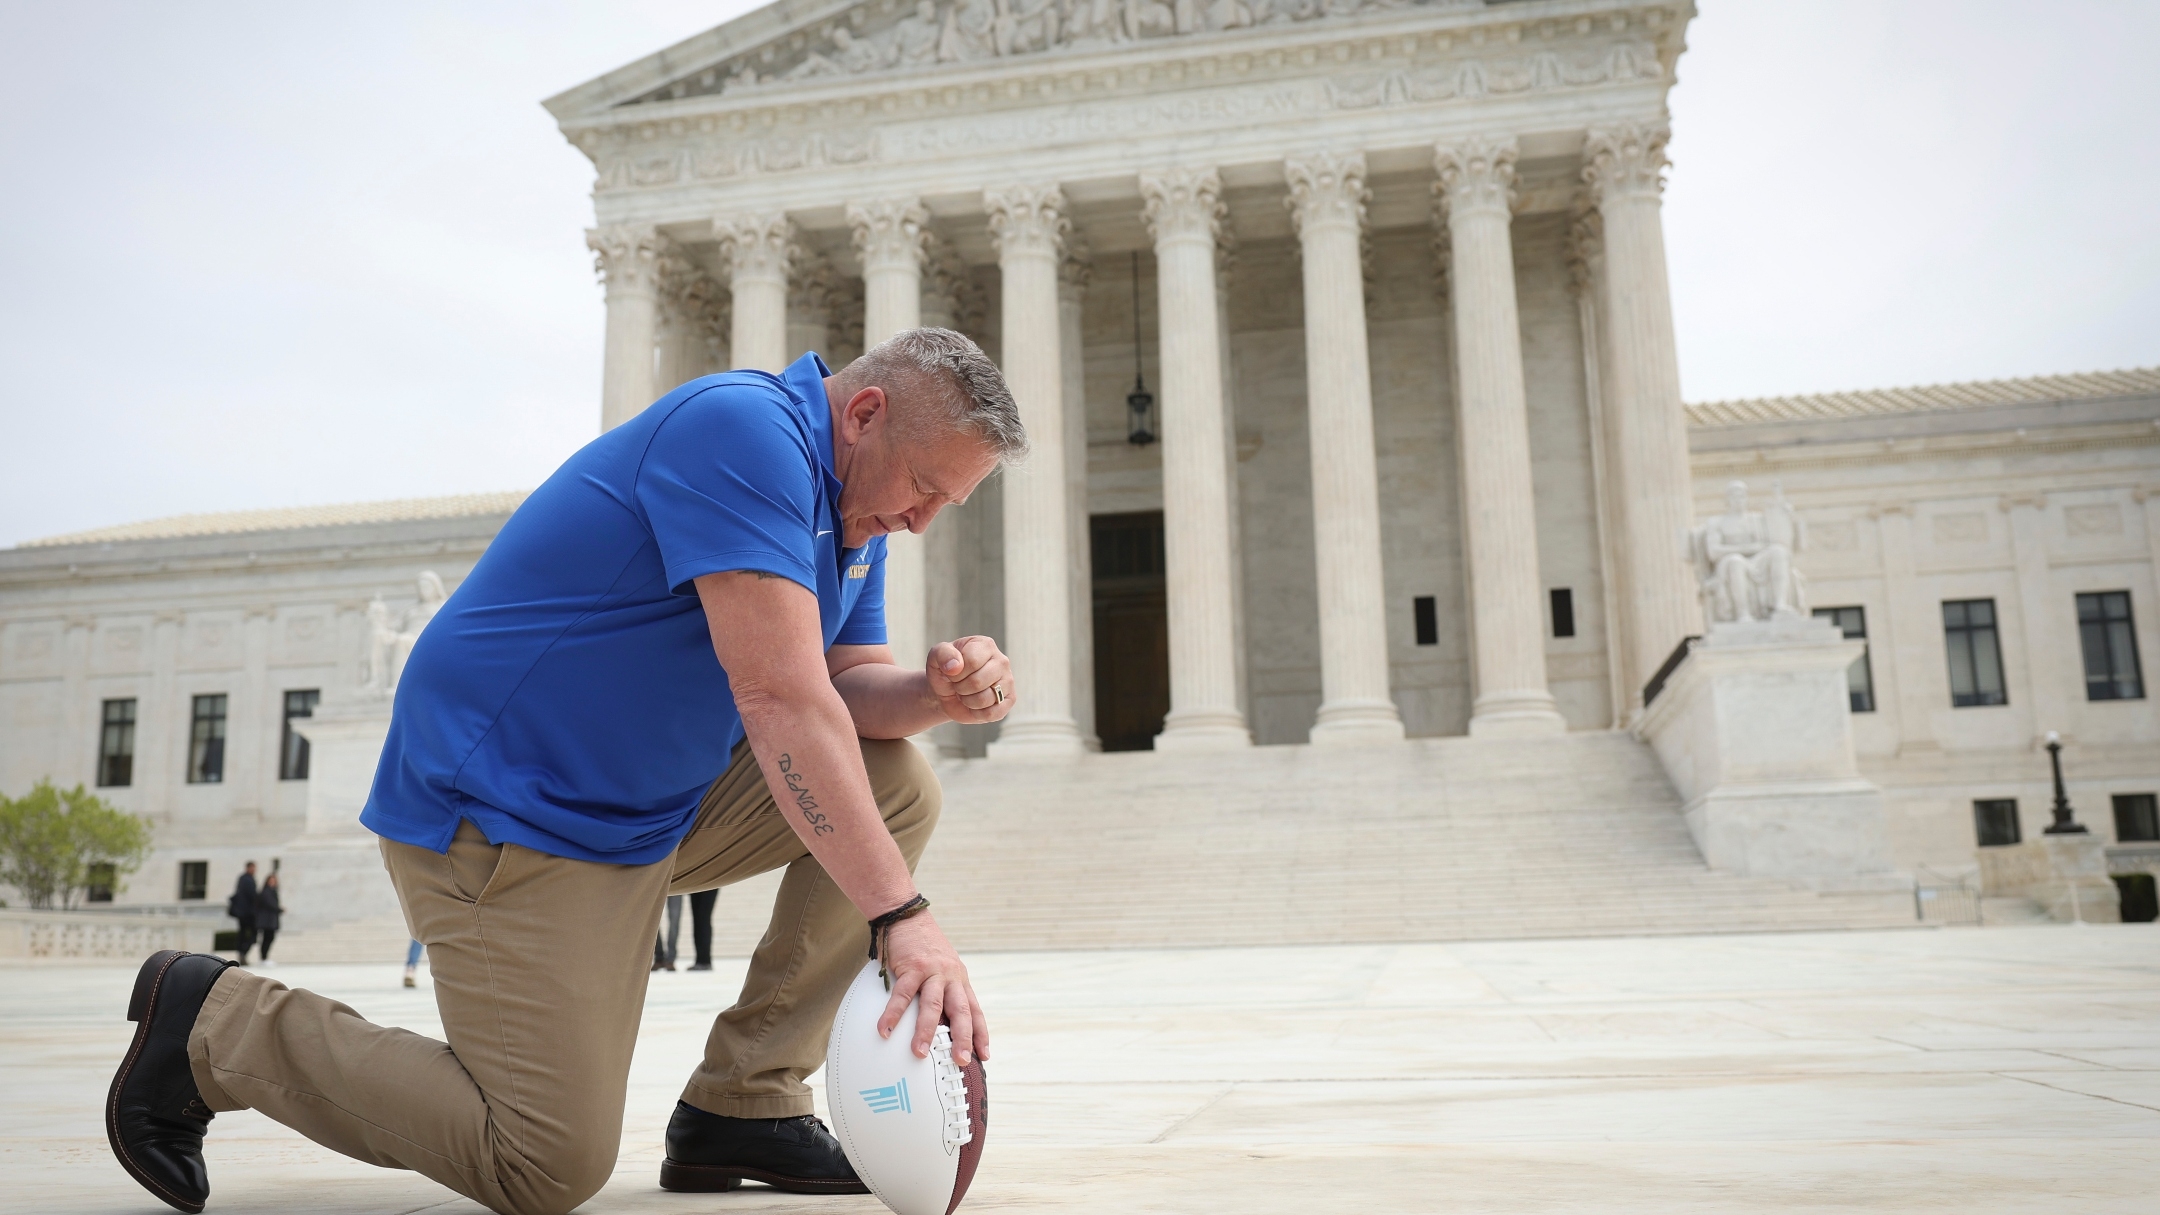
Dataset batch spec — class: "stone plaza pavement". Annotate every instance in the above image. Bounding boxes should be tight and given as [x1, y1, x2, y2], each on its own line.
[4, 924, 2156, 1214]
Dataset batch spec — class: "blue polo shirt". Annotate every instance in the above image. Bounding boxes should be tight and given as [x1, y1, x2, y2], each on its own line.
[359, 353, 888, 865]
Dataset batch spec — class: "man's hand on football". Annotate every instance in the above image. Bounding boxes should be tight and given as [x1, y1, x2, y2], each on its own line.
[877, 912, 989, 1066]
[926, 636, 1013, 724]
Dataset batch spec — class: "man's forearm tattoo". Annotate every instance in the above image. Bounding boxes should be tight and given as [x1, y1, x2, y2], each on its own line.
[775, 753, 835, 836]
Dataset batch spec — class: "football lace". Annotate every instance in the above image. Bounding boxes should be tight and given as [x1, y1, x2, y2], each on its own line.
[929, 1025, 974, 1154]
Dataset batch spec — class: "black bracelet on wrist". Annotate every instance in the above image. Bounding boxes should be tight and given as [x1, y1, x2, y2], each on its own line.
[867, 894, 930, 958]
[867, 894, 931, 988]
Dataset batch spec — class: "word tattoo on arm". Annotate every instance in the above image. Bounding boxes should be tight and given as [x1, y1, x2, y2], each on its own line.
[775, 753, 835, 836]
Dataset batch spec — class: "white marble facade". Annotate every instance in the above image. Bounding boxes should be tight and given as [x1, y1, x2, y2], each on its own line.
[2, 0, 2157, 910]
[561, 0, 1701, 752]
[0, 497, 518, 910]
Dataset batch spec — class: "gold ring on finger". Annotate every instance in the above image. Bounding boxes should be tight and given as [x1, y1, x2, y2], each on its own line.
[992, 684, 1005, 705]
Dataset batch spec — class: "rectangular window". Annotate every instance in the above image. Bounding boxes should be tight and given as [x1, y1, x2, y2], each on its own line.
[86, 862, 116, 903]
[1973, 799, 2021, 847]
[2076, 591, 2144, 701]
[280, 689, 320, 780]
[2115, 793, 2160, 843]
[187, 694, 228, 784]
[98, 698, 137, 788]
[1942, 599, 2008, 707]
[1413, 596, 1438, 646]
[1813, 606, 1877, 713]
[178, 860, 208, 901]
[1550, 588, 1576, 639]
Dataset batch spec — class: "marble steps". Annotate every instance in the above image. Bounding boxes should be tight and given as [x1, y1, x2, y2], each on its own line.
[905, 732, 1918, 950]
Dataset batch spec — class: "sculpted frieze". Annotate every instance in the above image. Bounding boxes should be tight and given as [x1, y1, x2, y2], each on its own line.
[584, 14, 1669, 192]
[877, 80, 1318, 159]
[596, 130, 878, 191]
[623, 0, 1477, 103]
[1327, 38, 1660, 108]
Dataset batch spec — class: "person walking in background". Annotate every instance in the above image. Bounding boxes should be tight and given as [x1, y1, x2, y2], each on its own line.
[687, 889, 718, 971]
[403, 940, 423, 988]
[652, 893, 684, 971]
[224, 862, 258, 965]
[252, 875, 282, 966]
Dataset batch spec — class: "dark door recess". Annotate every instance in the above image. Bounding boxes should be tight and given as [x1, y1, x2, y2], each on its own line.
[1091, 511, 1170, 752]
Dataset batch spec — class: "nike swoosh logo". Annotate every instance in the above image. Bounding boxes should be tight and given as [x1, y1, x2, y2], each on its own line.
[817, 530, 833, 537]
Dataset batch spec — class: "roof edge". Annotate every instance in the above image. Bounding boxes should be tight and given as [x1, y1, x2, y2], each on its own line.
[1686, 366, 2160, 429]
[17, 491, 530, 550]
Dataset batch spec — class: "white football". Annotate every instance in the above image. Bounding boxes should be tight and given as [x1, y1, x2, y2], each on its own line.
[825, 959, 988, 1215]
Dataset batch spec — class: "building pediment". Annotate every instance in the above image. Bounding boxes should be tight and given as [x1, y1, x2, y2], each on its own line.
[549, 0, 1682, 121]
[548, 0, 1686, 209]
[611, 0, 1499, 108]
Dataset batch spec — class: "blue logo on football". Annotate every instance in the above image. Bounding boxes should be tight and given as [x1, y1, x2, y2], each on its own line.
[859, 1078, 911, 1114]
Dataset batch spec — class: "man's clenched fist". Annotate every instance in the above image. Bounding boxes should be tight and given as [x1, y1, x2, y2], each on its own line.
[926, 636, 1013, 724]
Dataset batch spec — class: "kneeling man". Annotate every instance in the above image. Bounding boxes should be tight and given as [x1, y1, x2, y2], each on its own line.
[107, 329, 1021, 1215]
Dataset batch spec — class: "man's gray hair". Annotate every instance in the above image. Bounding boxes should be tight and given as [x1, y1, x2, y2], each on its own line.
[846, 327, 1029, 462]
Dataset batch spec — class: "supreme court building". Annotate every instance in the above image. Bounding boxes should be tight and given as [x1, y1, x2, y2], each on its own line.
[556, 0, 1701, 756]
[5, 0, 2159, 944]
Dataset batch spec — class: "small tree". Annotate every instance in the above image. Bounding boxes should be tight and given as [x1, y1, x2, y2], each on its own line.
[0, 781, 153, 909]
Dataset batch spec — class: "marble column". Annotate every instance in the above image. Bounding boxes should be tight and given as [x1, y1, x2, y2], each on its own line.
[985, 185, 1084, 756]
[229, 605, 274, 815]
[1140, 166, 1250, 750]
[656, 259, 726, 392]
[1059, 245, 1100, 748]
[849, 199, 933, 671]
[1871, 503, 1939, 754]
[2003, 492, 2071, 743]
[1569, 202, 1630, 729]
[1435, 136, 1566, 737]
[587, 223, 665, 432]
[1215, 235, 1251, 726]
[60, 617, 92, 788]
[1287, 151, 1406, 744]
[1583, 123, 1699, 715]
[918, 251, 971, 756]
[2137, 487, 2160, 618]
[786, 255, 836, 365]
[144, 611, 183, 817]
[715, 212, 795, 373]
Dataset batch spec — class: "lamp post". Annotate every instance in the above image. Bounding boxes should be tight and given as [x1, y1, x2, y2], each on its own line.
[2042, 730, 2088, 835]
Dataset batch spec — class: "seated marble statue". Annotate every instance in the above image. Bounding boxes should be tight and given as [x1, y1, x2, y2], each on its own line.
[1689, 480, 1809, 625]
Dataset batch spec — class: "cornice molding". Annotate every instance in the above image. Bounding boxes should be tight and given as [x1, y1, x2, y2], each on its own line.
[1692, 427, 2160, 480]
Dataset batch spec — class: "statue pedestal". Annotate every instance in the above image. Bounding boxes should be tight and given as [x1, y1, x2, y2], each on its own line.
[1638, 618, 1897, 883]
[1979, 835, 2121, 923]
[274, 694, 411, 963]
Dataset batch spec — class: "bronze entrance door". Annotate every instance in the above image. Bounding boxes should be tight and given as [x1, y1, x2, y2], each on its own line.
[1090, 511, 1170, 751]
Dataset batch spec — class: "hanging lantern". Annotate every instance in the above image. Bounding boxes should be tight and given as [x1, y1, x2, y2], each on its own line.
[1126, 251, 1156, 447]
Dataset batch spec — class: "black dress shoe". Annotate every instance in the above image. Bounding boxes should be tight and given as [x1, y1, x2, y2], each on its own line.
[659, 1100, 868, 1195]
[107, 950, 235, 1214]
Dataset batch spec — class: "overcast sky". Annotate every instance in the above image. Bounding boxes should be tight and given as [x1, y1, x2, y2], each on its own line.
[2, 1, 2155, 548]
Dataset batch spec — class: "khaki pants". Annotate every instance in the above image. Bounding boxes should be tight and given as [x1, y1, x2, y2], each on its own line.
[184, 737, 939, 1215]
